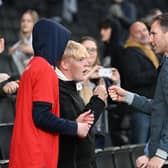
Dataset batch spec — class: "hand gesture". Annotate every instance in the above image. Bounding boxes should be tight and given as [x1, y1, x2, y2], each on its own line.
[108, 85, 127, 102]
[76, 110, 94, 125]
[94, 84, 107, 102]
[3, 81, 19, 94]
[136, 155, 149, 168]
[147, 156, 165, 168]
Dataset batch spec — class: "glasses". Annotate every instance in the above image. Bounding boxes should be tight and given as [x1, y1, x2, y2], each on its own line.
[86, 47, 97, 53]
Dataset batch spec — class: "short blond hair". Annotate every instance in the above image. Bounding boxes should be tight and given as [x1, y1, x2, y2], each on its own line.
[22, 9, 39, 24]
[63, 40, 89, 60]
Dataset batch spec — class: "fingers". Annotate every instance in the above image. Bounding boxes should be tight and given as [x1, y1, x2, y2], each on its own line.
[136, 155, 149, 168]
[109, 91, 118, 101]
[76, 110, 94, 125]
[82, 111, 94, 125]
[94, 85, 108, 102]
[108, 87, 118, 100]
[3, 81, 19, 94]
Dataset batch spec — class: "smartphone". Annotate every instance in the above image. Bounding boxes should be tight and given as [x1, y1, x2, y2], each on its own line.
[98, 68, 112, 78]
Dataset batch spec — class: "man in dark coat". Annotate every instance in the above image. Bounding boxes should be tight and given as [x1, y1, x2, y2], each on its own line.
[121, 21, 159, 144]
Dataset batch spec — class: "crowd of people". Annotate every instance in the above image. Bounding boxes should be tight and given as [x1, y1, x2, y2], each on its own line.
[0, 0, 168, 168]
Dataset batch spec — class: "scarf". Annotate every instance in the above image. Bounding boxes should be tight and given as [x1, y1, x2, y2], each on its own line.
[125, 39, 159, 68]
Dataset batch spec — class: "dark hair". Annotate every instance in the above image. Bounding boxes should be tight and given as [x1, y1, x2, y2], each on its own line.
[79, 36, 97, 45]
[152, 13, 168, 32]
[99, 18, 121, 46]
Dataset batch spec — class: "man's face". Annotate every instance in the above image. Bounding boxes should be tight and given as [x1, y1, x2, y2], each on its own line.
[130, 22, 150, 45]
[65, 56, 89, 81]
[150, 21, 168, 54]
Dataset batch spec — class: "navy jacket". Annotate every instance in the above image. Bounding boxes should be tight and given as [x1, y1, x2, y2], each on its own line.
[32, 18, 77, 135]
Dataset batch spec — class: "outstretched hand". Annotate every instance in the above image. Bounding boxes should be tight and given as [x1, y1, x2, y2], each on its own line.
[108, 85, 127, 102]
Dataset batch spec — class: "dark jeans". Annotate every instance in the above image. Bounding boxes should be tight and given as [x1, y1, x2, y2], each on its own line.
[131, 111, 150, 144]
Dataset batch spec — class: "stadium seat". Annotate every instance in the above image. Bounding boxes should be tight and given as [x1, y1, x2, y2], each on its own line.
[0, 123, 13, 168]
[113, 145, 133, 168]
[95, 148, 115, 168]
[130, 144, 146, 167]
[0, 123, 13, 159]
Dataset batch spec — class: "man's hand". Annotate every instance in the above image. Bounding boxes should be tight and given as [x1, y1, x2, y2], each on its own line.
[77, 122, 91, 138]
[136, 155, 149, 168]
[147, 156, 165, 168]
[76, 110, 94, 125]
[108, 85, 127, 102]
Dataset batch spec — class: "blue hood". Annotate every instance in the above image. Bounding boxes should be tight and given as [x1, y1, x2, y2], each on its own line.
[32, 18, 71, 67]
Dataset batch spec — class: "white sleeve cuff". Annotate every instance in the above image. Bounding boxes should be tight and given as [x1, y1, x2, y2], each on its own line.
[155, 148, 168, 160]
[125, 91, 135, 105]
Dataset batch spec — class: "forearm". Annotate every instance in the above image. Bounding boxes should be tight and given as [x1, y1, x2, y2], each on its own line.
[125, 91, 152, 115]
[85, 95, 105, 125]
[33, 102, 77, 135]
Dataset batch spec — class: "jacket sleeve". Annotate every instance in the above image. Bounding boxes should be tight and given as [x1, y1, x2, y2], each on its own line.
[84, 95, 105, 125]
[157, 64, 168, 156]
[32, 101, 77, 135]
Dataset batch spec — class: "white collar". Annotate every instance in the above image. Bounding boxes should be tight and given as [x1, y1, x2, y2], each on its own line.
[55, 67, 83, 91]
[55, 67, 69, 81]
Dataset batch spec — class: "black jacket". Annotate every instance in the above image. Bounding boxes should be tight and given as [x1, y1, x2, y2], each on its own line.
[58, 80, 105, 168]
[121, 47, 158, 98]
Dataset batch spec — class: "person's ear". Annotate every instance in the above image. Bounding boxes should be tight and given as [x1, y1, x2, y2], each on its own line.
[59, 59, 69, 71]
